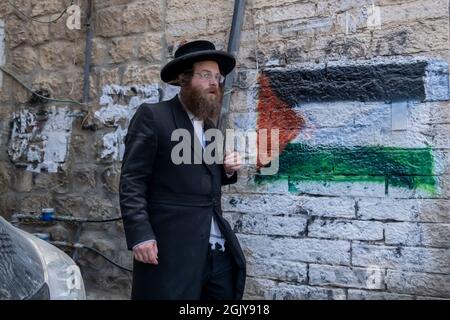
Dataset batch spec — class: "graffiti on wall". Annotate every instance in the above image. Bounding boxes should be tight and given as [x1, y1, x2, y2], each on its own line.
[255, 58, 449, 195]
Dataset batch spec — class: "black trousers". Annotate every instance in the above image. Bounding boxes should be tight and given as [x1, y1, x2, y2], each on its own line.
[200, 242, 236, 300]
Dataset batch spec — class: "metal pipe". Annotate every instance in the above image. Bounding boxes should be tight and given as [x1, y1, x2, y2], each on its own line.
[11, 213, 122, 223]
[51, 241, 132, 272]
[82, 0, 94, 104]
[218, 0, 247, 133]
[72, 223, 83, 261]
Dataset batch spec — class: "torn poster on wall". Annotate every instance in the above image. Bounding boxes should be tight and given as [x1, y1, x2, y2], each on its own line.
[8, 106, 74, 173]
[95, 85, 161, 161]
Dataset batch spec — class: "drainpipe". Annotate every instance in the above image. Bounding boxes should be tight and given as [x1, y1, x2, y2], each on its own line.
[76, 0, 94, 261]
[82, 0, 94, 104]
[217, 0, 247, 133]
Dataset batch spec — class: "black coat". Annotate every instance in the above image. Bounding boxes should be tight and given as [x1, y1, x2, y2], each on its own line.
[119, 95, 246, 299]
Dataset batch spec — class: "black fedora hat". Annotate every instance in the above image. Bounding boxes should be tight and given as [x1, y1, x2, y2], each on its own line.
[160, 40, 236, 85]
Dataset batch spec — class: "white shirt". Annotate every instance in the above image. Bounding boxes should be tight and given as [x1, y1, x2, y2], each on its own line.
[183, 100, 226, 252]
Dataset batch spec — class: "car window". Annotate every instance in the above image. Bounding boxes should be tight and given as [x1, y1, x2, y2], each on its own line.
[0, 218, 47, 300]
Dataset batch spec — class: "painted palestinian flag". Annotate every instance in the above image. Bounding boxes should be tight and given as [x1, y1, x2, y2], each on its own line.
[254, 59, 448, 195]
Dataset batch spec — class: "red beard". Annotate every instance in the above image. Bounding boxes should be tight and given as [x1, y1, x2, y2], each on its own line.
[180, 85, 223, 121]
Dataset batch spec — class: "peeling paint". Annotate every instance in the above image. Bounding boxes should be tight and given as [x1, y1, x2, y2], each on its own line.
[95, 84, 159, 126]
[96, 85, 160, 161]
[101, 127, 127, 161]
[8, 106, 74, 173]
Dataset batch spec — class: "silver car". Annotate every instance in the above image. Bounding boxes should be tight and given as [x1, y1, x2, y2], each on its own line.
[0, 216, 86, 300]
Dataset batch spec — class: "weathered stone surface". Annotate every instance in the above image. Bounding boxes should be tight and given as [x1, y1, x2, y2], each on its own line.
[245, 277, 346, 300]
[95, 0, 131, 9]
[70, 133, 97, 164]
[44, 223, 72, 242]
[0, 162, 12, 193]
[358, 198, 419, 221]
[347, 289, 415, 300]
[5, 15, 28, 48]
[222, 193, 356, 218]
[289, 179, 387, 198]
[352, 243, 450, 274]
[31, 68, 84, 100]
[91, 37, 110, 65]
[27, 23, 50, 46]
[95, 68, 117, 90]
[252, 0, 308, 10]
[421, 223, 450, 248]
[386, 270, 450, 298]
[166, 0, 232, 23]
[433, 124, 450, 149]
[17, 194, 52, 214]
[239, 234, 351, 265]
[227, 171, 290, 194]
[0, 193, 18, 219]
[95, 6, 124, 38]
[271, 17, 448, 63]
[384, 222, 421, 246]
[247, 257, 307, 283]
[40, 41, 76, 70]
[54, 195, 118, 220]
[309, 264, 385, 290]
[33, 171, 69, 194]
[31, 0, 64, 17]
[358, 198, 450, 223]
[385, 221, 450, 248]
[49, 18, 84, 42]
[71, 166, 97, 192]
[11, 46, 38, 73]
[166, 18, 208, 38]
[11, 169, 32, 193]
[123, 2, 163, 35]
[122, 64, 160, 85]
[309, 218, 383, 241]
[254, 2, 317, 25]
[234, 212, 307, 237]
[222, 193, 298, 214]
[371, 19, 449, 56]
[109, 37, 136, 64]
[425, 101, 450, 124]
[138, 33, 162, 63]
[101, 166, 120, 194]
[380, 0, 447, 25]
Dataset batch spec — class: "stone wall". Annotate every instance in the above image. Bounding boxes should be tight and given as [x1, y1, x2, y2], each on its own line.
[0, 0, 449, 299]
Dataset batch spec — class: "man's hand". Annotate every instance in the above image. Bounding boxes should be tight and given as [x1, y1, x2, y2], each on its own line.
[224, 151, 242, 174]
[133, 241, 158, 265]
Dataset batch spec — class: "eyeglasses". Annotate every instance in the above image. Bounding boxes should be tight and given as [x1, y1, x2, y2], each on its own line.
[193, 71, 225, 84]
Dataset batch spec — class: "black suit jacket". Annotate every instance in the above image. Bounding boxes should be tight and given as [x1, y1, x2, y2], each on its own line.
[119, 95, 246, 299]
